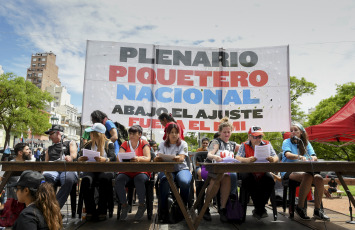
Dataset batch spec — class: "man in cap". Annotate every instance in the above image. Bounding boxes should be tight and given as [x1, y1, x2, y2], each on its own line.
[42, 125, 78, 209]
[235, 126, 279, 220]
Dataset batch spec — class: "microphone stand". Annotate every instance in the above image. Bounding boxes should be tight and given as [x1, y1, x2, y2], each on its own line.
[345, 189, 355, 224]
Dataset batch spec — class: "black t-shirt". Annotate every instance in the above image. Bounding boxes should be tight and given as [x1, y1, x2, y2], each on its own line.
[328, 180, 337, 188]
[48, 141, 71, 161]
[13, 204, 49, 230]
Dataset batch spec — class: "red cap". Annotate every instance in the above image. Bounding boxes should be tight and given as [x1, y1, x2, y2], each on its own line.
[248, 126, 264, 136]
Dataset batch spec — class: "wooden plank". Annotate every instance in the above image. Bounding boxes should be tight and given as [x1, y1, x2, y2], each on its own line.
[202, 162, 355, 173]
[1, 162, 178, 172]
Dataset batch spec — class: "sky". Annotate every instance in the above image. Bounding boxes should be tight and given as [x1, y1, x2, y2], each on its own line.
[0, 0, 354, 115]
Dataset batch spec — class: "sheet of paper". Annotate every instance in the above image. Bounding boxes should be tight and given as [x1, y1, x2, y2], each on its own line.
[118, 152, 136, 162]
[221, 156, 240, 163]
[157, 153, 176, 162]
[254, 145, 271, 163]
[83, 149, 100, 162]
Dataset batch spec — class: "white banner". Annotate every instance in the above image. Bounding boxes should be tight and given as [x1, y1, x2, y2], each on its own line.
[82, 41, 290, 135]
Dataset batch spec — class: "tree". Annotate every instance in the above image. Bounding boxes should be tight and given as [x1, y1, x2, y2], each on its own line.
[290, 76, 317, 122]
[307, 82, 355, 126]
[306, 82, 355, 161]
[0, 72, 54, 148]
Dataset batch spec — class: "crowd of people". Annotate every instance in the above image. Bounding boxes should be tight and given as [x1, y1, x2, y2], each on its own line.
[0, 110, 332, 229]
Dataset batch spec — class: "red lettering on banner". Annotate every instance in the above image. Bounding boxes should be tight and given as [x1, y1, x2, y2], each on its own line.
[189, 120, 199, 130]
[129, 117, 140, 126]
[176, 120, 185, 130]
[200, 121, 210, 131]
[249, 70, 268, 87]
[177, 70, 194, 86]
[152, 119, 162, 128]
[109, 65, 127, 81]
[195, 71, 212, 87]
[214, 121, 246, 131]
[157, 69, 176, 85]
[128, 67, 136, 83]
[137, 67, 156, 84]
[139, 118, 151, 128]
[213, 71, 229, 87]
[230, 71, 249, 87]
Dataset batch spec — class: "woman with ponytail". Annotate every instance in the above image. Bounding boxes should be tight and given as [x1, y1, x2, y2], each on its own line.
[12, 170, 62, 230]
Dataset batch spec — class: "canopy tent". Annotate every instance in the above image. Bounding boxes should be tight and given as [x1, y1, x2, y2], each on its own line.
[305, 96, 355, 147]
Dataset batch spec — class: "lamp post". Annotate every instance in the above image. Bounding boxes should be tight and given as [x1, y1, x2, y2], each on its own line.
[51, 114, 59, 124]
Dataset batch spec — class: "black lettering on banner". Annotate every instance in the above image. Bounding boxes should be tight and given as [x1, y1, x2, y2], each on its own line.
[120, 47, 138, 62]
[172, 108, 182, 117]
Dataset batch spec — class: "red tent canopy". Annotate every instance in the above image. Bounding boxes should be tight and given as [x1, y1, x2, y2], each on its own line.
[305, 96, 355, 145]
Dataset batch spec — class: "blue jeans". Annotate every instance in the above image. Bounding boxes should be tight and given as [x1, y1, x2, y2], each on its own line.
[158, 169, 192, 209]
[43, 171, 78, 208]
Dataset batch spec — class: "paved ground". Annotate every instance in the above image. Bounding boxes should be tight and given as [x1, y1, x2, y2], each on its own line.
[60, 201, 355, 230]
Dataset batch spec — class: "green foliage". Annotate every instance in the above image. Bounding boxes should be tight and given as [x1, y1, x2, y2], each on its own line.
[307, 82, 355, 126]
[184, 132, 199, 151]
[0, 72, 54, 147]
[306, 82, 355, 161]
[290, 76, 317, 122]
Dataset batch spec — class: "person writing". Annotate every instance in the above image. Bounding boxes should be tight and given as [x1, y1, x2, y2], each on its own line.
[11, 170, 62, 230]
[154, 123, 191, 223]
[281, 122, 330, 221]
[235, 126, 279, 220]
[78, 123, 116, 221]
[115, 125, 151, 221]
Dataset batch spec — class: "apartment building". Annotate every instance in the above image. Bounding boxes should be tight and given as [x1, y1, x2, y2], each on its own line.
[26, 52, 61, 90]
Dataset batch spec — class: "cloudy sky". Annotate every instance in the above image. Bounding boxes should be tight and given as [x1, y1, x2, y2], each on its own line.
[0, 0, 354, 114]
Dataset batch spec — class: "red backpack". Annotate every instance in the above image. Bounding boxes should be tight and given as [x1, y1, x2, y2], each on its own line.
[0, 198, 25, 227]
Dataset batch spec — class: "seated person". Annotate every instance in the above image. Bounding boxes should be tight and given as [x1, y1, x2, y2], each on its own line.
[43, 125, 78, 209]
[195, 138, 209, 180]
[235, 126, 278, 220]
[115, 125, 151, 221]
[281, 122, 329, 221]
[154, 123, 192, 223]
[327, 177, 338, 194]
[78, 123, 116, 221]
[205, 117, 239, 222]
[11, 170, 62, 230]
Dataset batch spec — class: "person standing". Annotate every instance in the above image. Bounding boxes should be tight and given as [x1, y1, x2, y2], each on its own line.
[42, 125, 78, 209]
[91, 110, 120, 155]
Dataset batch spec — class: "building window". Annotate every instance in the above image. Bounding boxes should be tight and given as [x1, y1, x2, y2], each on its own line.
[38, 73, 42, 77]
[41, 64, 45, 67]
[42, 58, 46, 61]
[32, 58, 36, 61]
[32, 64, 36, 67]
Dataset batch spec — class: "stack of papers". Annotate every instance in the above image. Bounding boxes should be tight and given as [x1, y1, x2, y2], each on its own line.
[222, 156, 239, 163]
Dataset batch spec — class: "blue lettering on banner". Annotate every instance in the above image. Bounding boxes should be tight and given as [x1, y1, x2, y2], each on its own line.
[116, 84, 260, 105]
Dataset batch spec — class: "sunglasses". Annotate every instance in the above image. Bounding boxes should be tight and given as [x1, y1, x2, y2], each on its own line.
[251, 135, 263, 139]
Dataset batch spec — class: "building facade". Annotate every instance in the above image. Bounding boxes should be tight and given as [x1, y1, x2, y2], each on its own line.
[26, 52, 61, 90]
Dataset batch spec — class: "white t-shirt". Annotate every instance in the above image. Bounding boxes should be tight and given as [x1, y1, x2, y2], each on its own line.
[158, 140, 189, 171]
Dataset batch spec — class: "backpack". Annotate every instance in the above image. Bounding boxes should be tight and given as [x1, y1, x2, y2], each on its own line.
[168, 196, 184, 224]
[0, 198, 25, 227]
[225, 193, 244, 223]
[113, 121, 128, 146]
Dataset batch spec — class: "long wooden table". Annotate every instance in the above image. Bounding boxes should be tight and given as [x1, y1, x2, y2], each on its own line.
[2, 161, 355, 230]
[0, 161, 196, 230]
[190, 162, 355, 230]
